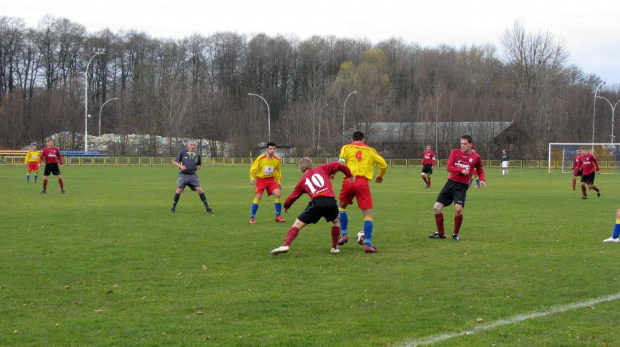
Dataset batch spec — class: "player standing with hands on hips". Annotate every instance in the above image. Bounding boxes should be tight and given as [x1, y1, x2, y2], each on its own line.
[336, 131, 387, 253]
[429, 135, 486, 241]
[421, 144, 435, 188]
[271, 158, 354, 255]
[576, 146, 600, 200]
[39, 140, 65, 194]
[170, 141, 214, 214]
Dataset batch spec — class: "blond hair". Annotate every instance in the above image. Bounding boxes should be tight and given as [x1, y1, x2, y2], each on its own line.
[298, 157, 313, 172]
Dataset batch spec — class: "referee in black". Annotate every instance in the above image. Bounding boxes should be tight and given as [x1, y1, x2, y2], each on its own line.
[170, 141, 214, 214]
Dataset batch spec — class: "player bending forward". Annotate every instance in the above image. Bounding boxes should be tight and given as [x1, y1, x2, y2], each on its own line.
[271, 158, 354, 255]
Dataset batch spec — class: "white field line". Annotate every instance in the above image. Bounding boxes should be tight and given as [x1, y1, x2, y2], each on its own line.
[402, 292, 620, 346]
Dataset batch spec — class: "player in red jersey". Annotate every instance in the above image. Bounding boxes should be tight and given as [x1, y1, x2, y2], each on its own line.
[428, 135, 486, 241]
[421, 144, 436, 188]
[576, 146, 600, 199]
[271, 158, 354, 255]
[571, 148, 584, 190]
[38, 140, 65, 194]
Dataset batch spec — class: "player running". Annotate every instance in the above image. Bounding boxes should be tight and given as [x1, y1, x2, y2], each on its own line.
[271, 158, 354, 255]
[575, 146, 600, 199]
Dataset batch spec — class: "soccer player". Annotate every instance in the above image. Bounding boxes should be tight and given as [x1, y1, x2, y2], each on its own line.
[336, 131, 387, 253]
[39, 140, 65, 194]
[603, 209, 620, 243]
[421, 144, 435, 188]
[429, 135, 486, 241]
[24, 144, 40, 183]
[501, 149, 509, 176]
[575, 146, 600, 199]
[170, 141, 214, 214]
[249, 142, 285, 223]
[271, 158, 354, 255]
[469, 167, 481, 188]
[571, 148, 584, 190]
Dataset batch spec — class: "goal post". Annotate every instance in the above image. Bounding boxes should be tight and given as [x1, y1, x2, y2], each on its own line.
[548, 143, 620, 173]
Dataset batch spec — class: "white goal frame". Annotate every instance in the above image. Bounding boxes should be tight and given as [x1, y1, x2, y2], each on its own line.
[548, 142, 620, 173]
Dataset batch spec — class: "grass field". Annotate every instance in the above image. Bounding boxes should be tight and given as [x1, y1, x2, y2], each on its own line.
[1, 164, 619, 346]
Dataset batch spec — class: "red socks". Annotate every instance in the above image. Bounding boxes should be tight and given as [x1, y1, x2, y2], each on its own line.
[434, 213, 445, 235]
[331, 226, 341, 248]
[284, 227, 299, 246]
[454, 214, 463, 234]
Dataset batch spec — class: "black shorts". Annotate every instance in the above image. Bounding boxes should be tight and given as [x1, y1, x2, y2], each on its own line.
[422, 164, 433, 174]
[177, 173, 201, 191]
[297, 197, 339, 225]
[436, 180, 469, 207]
[581, 172, 595, 184]
[44, 163, 61, 176]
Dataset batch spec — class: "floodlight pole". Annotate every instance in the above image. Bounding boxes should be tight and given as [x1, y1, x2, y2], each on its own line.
[85, 48, 106, 152]
[248, 93, 270, 142]
[592, 82, 605, 148]
[342, 91, 357, 145]
[596, 95, 620, 144]
[99, 97, 118, 136]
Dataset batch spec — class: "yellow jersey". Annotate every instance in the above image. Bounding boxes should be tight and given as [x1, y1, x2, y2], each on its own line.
[249, 154, 282, 182]
[25, 150, 40, 163]
[338, 141, 387, 180]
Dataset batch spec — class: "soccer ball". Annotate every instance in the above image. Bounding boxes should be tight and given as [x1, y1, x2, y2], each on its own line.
[356, 231, 365, 245]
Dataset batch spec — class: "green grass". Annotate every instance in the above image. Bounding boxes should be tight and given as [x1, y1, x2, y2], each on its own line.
[1, 165, 619, 346]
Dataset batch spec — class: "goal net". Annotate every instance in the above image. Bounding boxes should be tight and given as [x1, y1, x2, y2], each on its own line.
[548, 143, 620, 173]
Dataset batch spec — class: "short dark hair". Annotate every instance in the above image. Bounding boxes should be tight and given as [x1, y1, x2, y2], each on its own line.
[266, 142, 276, 148]
[461, 135, 473, 143]
[351, 131, 365, 141]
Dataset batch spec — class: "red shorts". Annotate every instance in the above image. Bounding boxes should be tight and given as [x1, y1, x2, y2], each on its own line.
[28, 162, 39, 172]
[339, 177, 372, 209]
[255, 177, 280, 196]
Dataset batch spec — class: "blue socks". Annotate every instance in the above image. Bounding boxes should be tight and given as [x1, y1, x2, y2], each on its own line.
[339, 211, 348, 236]
[363, 219, 373, 246]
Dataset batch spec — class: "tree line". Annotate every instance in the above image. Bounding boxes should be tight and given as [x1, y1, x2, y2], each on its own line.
[0, 16, 618, 159]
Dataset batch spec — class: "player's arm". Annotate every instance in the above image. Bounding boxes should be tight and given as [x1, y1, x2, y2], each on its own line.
[283, 182, 304, 212]
[432, 152, 436, 167]
[57, 150, 63, 166]
[476, 159, 487, 189]
[445, 151, 463, 175]
[372, 151, 388, 180]
[334, 162, 355, 182]
[337, 145, 347, 164]
[275, 159, 283, 185]
[249, 157, 260, 184]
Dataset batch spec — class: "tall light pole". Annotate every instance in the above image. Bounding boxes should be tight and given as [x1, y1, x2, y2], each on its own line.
[342, 90, 357, 144]
[85, 47, 106, 152]
[596, 95, 620, 144]
[99, 97, 118, 136]
[248, 93, 270, 142]
[592, 81, 605, 146]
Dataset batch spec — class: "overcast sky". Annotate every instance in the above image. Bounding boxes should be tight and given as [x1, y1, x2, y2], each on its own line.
[3, 0, 619, 84]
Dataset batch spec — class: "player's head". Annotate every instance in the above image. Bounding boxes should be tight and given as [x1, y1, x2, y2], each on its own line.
[31, 144, 37, 150]
[47, 140, 54, 147]
[460, 135, 473, 153]
[351, 131, 365, 142]
[580, 146, 588, 154]
[502, 149, 506, 154]
[426, 144, 432, 151]
[298, 157, 313, 172]
[266, 142, 276, 156]
[187, 141, 197, 151]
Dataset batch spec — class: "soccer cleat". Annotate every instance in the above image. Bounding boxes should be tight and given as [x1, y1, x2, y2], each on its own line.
[582, 196, 587, 200]
[330, 247, 340, 254]
[40, 191, 46, 194]
[275, 215, 286, 223]
[271, 245, 289, 255]
[169, 208, 175, 213]
[206, 208, 215, 214]
[603, 237, 619, 243]
[597, 190, 601, 197]
[364, 245, 377, 253]
[425, 184, 430, 189]
[337, 235, 349, 245]
[249, 217, 255, 224]
[452, 234, 460, 241]
[428, 232, 446, 239]
[61, 190, 65, 194]
[571, 188, 575, 190]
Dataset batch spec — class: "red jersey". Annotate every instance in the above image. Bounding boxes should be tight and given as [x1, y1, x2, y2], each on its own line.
[576, 153, 599, 175]
[446, 149, 485, 185]
[422, 150, 436, 166]
[571, 154, 583, 171]
[39, 146, 63, 165]
[284, 162, 352, 210]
